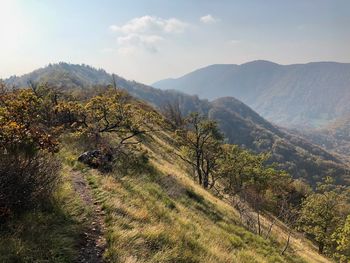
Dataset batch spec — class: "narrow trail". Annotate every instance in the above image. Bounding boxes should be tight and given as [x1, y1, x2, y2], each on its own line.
[71, 171, 106, 263]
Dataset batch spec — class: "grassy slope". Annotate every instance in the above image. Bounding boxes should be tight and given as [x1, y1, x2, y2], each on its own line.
[0, 165, 92, 262]
[151, 131, 331, 263]
[83, 129, 330, 263]
[0, 129, 331, 263]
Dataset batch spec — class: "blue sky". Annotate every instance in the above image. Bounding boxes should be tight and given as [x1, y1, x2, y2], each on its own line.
[1, 0, 349, 84]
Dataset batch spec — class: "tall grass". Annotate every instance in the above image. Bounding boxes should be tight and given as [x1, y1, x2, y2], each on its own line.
[85, 163, 305, 263]
[0, 166, 91, 263]
[0, 129, 329, 263]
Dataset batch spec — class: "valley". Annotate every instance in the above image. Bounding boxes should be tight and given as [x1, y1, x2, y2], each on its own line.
[1, 2, 349, 262]
[1, 62, 349, 262]
[153, 61, 350, 129]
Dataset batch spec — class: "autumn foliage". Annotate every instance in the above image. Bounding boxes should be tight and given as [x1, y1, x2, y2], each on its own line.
[0, 83, 160, 221]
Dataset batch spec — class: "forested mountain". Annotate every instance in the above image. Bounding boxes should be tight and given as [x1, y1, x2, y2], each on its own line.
[298, 116, 350, 158]
[1, 83, 335, 262]
[4, 63, 349, 185]
[6, 63, 112, 88]
[153, 60, 350, 128]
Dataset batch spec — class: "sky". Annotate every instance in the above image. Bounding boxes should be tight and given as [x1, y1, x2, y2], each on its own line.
[0, 0, 349, 84]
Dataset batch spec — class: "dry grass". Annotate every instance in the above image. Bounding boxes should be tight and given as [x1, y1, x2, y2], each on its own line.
[3, 126, 329, 263]
[87, 170, 302, 263]
[143, 130, 332, 263]
[80, 130, 314, 263]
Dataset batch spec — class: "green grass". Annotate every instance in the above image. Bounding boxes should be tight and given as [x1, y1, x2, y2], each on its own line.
[85, 164, 306, 263]
[0, 130, 330, 263]
[0, 166, 91, 263]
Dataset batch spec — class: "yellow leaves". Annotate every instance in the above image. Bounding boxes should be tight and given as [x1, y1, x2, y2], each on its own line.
[0, 88, 59, 154]
[0, 86, 160, 153]
[83, 90, 153, 134]
[7, 121, 23, 130]
[0, 121, 24, 141]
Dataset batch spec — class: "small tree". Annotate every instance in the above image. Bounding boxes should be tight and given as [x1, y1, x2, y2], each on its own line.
[280, 203, 299, 255]
[332, 215, 350, 262]
[218, 144, 291, 235]
[177, 112, 223, 188]
[161, 99, 184, 129]
[298, 177, 344, 254]
[83, 88, 160, 147]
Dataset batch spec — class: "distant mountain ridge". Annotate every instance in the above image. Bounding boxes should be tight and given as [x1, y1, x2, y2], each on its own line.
[6, 63, 112, 88]
[297, 115, 350, 158]
[153, 60, 350, 128]
[3, 63, 349, 185]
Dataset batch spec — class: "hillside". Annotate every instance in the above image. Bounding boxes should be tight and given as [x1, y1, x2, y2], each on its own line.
[298, 116, 350, 158]
[153, 61, 350, 128]
[81, 127, 330, 263]
[0, 108, 331, 263]
[207, 97, 348, 184]
[4, 63, 349, 185]
[6, 63, 112, 89]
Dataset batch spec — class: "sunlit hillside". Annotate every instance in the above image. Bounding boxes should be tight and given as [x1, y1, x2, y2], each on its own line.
[0, 85, 336, 263]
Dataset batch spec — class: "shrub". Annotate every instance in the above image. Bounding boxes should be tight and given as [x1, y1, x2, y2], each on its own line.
[0, 152, 61, 222]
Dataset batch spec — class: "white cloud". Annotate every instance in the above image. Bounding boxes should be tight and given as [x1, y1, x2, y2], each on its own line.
[200, 14, 219, 24]
[109, 25, 119, 31]
[117, 34, 164, 46]
[110, 15, 188, 54]
[117, 34, 164, 54]
[110, 15, 188, 34]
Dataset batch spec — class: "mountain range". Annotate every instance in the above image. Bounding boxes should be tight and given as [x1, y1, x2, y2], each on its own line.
[296, 116, 350, 158]
[4, 62, 349, 186]
[153, 60, 350, 128]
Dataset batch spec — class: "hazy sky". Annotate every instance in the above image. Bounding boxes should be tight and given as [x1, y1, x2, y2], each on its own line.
[1, 0, 349, 84]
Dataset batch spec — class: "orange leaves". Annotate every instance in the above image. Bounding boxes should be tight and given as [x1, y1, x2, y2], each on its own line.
[0, 88, 59, 154]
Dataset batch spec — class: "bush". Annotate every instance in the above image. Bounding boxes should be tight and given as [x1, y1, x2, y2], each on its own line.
[0, 152, 61, 222]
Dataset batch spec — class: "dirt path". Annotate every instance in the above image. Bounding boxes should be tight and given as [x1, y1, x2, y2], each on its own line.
[71, 171, 106, 263]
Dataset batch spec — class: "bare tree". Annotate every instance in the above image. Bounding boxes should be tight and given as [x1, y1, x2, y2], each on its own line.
[281, 207, 299, 255]
[161, 98, 184, 129]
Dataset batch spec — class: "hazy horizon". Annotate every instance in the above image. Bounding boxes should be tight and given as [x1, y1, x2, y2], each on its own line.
[1, 0, 349, 84]
[4, 59, 350, 85]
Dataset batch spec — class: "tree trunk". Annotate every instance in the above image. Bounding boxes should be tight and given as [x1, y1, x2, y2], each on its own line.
[257, 210, 261, 235]
[196, 149, 203, 185]
[197, 170, 202, 185]
[318, 242, 324, 254]
[94, 132, 100, 147]
[196, 158, 202, 185]
[203, 172, 209, 188]
[281, 230, 292, 255]
[265, 219, 276, 239]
